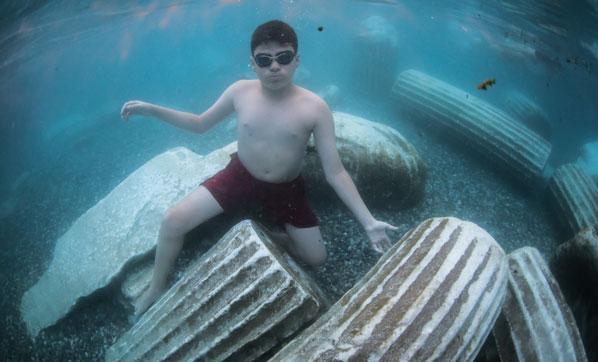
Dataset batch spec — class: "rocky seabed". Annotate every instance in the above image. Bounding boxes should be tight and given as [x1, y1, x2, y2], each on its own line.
[106, 217, 587, 362]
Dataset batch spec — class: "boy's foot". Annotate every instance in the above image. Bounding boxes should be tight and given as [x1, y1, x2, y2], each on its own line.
[134, 286, 166, 316]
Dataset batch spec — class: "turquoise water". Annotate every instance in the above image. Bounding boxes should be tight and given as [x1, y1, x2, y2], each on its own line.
[1, 0, 597, 359]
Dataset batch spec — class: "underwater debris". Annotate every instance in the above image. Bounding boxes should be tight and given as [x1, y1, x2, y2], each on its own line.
[503, 90, 551, 141]
[317, 26, 324, 32]
[270, 217, 508, 361]
[548, 163, 598, 237]
[477, 78, 496, 90]
[107, 220, 327, 361]
[19, 146, 234, 338]
[393, 69, 551, 185]
[493, 247, 588, 362]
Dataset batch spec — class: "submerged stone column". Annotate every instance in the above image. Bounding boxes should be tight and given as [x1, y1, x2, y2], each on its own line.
[548, 163, 598, 236]
[392, 69, 552, 184]
[303, 111, 426, 209]
[105, 220, 327, 362]
[493, 247, 587, 361]
[269, 217, 508, 361]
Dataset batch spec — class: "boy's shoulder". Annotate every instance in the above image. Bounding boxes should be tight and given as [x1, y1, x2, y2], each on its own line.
[295, 85, 329, 110]
[229, 79, 258, 93]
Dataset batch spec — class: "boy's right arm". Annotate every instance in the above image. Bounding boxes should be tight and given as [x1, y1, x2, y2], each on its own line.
[120, 81, 241, 134]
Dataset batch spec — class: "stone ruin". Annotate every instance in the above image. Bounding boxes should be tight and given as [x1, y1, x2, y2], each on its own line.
[391, 68, 593, 361]
[106, 220, 328, 361]
[20, 144, 236, 338]
[19, 78, 594, 359]
[501, 90, 551, 142]
[548, 163, 598, 237]
[270, 217, 508, 361]
[392, 69, 552, 185]
[20, 111, 425, 339]
[493, 247, 587, 361]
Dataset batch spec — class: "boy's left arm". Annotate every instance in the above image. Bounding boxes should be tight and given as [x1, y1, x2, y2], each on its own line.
[313, 101, 398, 253]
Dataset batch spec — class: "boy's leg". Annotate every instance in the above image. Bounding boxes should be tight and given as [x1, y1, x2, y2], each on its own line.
[135, 185, 224, 315]
[282, 224, 327, 267]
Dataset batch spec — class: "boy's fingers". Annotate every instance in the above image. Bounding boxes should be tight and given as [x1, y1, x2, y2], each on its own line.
[121, 104, 130, 120]
[386, 239, 392, 250]
[372, 238, 392, 254]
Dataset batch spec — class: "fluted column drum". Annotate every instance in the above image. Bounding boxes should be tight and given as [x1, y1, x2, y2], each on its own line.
[269, 217, 508, 362]
[105, 220, 327, 362]
[392, 69, 552, 184]
[548, 163, 598, 236]
[493, 247, 587, 361]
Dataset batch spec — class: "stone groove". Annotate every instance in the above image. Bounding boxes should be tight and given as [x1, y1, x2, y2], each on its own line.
[392, 69, 551, 183]
[268, 217, 507, 362]
[493, 246, 587, 361]
[105, 220, 326, 362]
[548, 163, 598, 235]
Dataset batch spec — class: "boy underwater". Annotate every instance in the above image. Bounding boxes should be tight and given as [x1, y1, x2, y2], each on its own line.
[121, 20, 398, 315]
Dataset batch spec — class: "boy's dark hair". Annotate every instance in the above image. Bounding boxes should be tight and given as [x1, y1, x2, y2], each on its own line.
[251, 20, 298, 54]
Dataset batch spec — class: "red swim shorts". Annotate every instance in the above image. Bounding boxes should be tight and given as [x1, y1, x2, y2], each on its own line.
[202, 153, 319, 228]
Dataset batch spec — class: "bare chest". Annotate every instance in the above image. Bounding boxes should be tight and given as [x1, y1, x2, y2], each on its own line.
[236, 100, 313, 143]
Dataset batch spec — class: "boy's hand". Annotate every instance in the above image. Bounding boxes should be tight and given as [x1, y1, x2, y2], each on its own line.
[121, 100, 152, 121]
[365, 220, 399, 254]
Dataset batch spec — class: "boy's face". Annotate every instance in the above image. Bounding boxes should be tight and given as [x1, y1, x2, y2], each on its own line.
[251, 41, 300, 91]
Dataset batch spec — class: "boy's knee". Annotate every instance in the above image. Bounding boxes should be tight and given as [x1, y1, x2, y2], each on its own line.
[161, 207, 188, 236]
[304, 246, 327, 267]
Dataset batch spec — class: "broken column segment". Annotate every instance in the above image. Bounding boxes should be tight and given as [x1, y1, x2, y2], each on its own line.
[493, 247, 587, 361]
[548, 163, 598, 236]
[105, 220, 327, 362]
[392, 69, 552, 184]
[502, 90, 551, 141]
[269, 217, 508, 361]
[20, 146, 234, 338]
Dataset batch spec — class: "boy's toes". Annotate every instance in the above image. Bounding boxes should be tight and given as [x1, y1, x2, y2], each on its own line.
[134, 298, 151, 317]
[128, 313, 141, 325]
[133, 287, 166, 317]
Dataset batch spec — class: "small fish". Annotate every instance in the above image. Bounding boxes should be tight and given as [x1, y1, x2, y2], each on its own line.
[477, 78, 496, 90]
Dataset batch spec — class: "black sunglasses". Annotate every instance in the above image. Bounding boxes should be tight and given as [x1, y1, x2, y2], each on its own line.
[254, 50, 295, 67]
